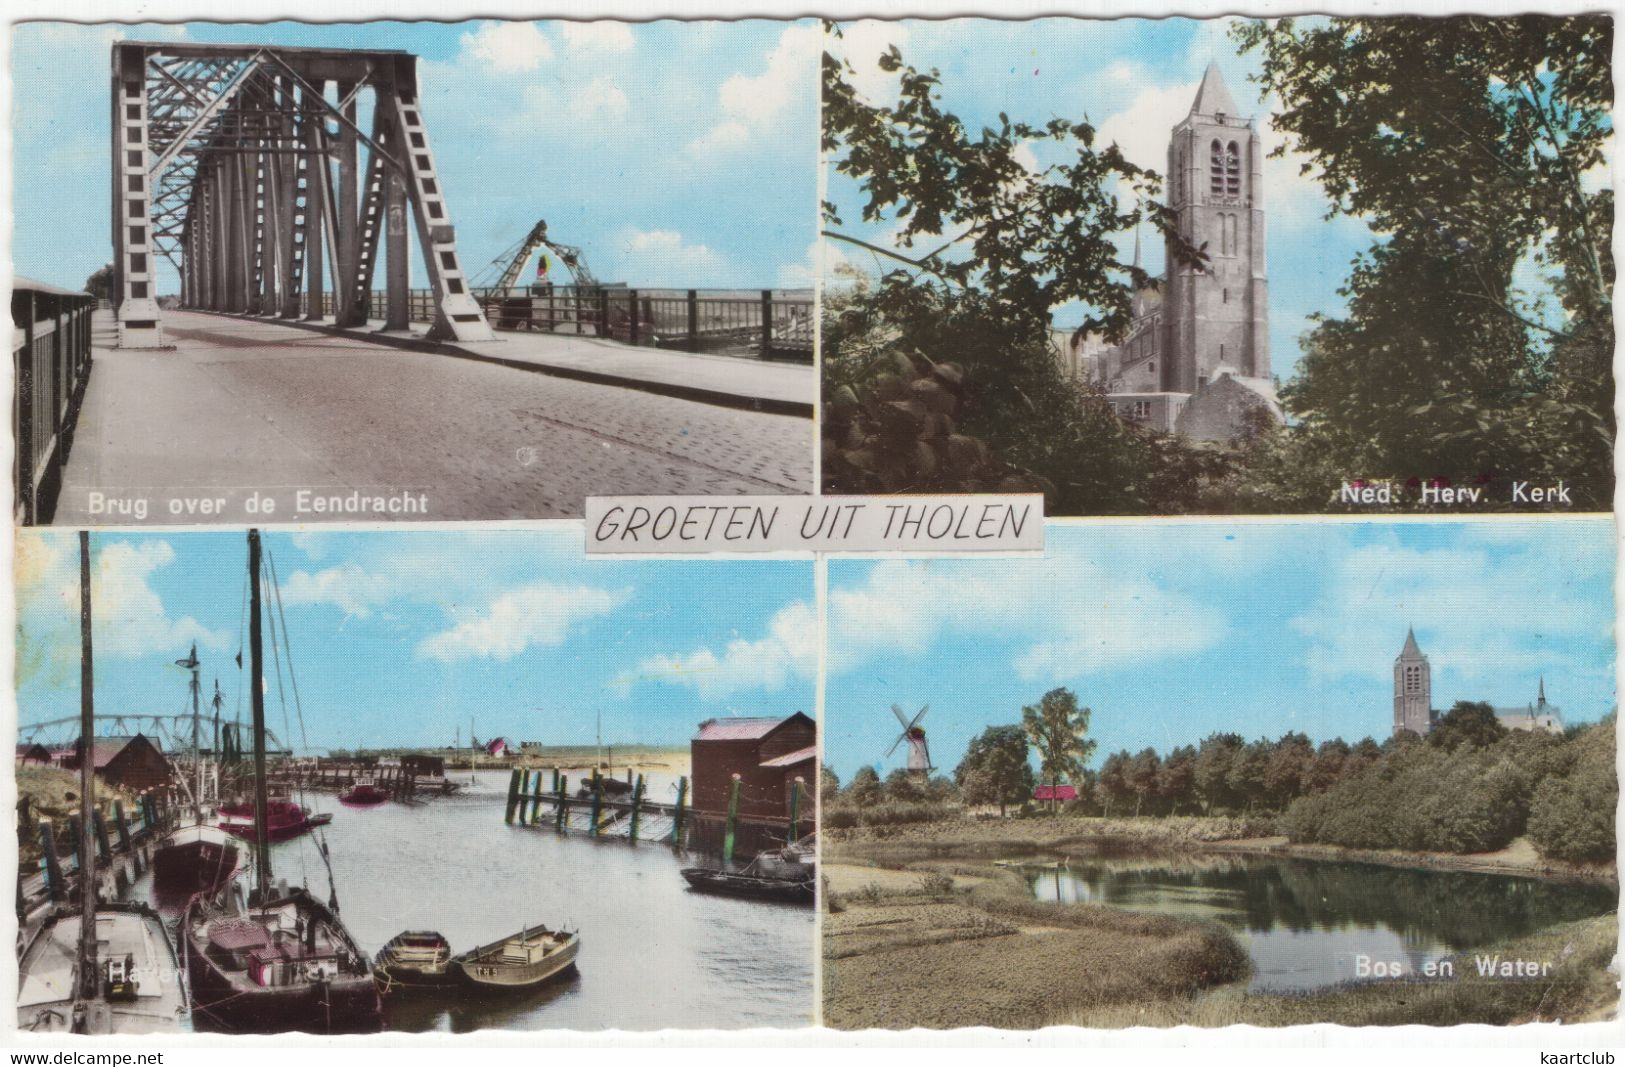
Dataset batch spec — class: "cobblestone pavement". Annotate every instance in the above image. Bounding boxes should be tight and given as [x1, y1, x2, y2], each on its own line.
[53, 312, 813, 525]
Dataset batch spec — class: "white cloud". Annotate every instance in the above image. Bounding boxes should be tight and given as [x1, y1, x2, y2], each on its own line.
[460, 22, 553, 72]
[559, 22, 635, 54]
[637, 601, 817, 699]
[575, 76, 629, 120]
[417, 582, 630, 662]
[19, 538, 230, 660]
[827, 558, 1225, 680]
[281, 563, 393, 620]
[690, 22, 819, 157]
[685, 120, 751, 157]
[828, 19, 911, 106]
[1291, 542, 1611, 686]
[778, 241, 821, 289]
[613, 228, 727, 285]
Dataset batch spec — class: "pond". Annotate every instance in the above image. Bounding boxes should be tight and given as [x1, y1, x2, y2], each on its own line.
[1020, 851, 1615, 993]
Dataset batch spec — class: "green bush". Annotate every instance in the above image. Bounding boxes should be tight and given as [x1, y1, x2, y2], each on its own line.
[858, 801, 951, 828]
[823, 805, 860, 830]
[1528, 722, 1616, 863]
[1281, 730, 1582, 855]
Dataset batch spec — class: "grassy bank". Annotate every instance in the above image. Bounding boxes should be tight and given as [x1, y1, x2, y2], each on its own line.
[16, 765, 139, 864]
[830, 813, 1616, 885]
[1068, 912, 1620, 1028]
[822, 861, 1248, 1029]
[825, 819, 1619, 1029]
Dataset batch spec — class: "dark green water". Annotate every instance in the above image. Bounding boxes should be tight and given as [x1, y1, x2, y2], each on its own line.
[1022, 853, 1615, 993]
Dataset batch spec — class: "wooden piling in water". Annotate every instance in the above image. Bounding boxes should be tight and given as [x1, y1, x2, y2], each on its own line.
[505, 767, 522, 824]
[93, 809, 112, 862]
[722, 774, 741, 867]
[556, 774, 569, 832]
[67, 816, 83, 875]
[530, 771, 546, 826]
[673, 776, 687, 848]
[112, 795, 130, 851]
[629, 774, 645, 843]
[38, 820, 62, 901]
[789, 777, 803, 837]
[589, 769, 603, 837]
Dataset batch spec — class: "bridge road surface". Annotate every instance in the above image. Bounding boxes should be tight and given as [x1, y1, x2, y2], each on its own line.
[53, 311, 813, 525]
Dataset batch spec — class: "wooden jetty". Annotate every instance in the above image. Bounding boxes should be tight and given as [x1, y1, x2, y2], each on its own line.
[269, 757, 460, 801]
[16, 791, 176, 945]
[502, 768, 810, 863]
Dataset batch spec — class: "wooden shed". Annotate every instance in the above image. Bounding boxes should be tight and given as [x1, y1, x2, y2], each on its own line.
[63, 734, 171, 793]
[691, 712, 816, 820]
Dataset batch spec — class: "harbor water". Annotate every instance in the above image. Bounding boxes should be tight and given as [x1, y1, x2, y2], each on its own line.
[131, 771, 814, 1031]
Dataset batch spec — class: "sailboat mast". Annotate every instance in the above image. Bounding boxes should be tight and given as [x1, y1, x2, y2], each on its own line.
[190, 654, 200, 757]
[248, 530, 272, 899]
[75, 531, 98, 999]
[190, 655, 203, 815]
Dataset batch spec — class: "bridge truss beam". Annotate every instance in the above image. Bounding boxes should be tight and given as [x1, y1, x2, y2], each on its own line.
[111, 41, 495, 348]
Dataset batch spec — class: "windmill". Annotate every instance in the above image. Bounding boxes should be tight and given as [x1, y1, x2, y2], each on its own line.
[886, 703, 933, 773]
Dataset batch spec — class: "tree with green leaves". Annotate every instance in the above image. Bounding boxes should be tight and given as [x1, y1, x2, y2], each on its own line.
[954, 724, 1035, 816]
[1428, 701, 1510, 753]
[819, 765, 842, 809]
[1021, 688, 1097, 810]
[846, 765, 882, 807]
[1235, 16, 1614, 508]
[883, 767, 924, 803]
[83, 264, 114, 302]
[820, 26, 1228, 513]
[1193, 733, 1244, 814]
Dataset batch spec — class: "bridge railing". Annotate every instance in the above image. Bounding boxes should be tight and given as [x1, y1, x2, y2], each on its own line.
[12, 281, 95, 524]
[307, 286, 813, 362]
[478, 286, 814, 362]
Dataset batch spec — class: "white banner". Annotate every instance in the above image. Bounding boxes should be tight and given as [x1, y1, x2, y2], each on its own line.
[584, 495, 1045, 554]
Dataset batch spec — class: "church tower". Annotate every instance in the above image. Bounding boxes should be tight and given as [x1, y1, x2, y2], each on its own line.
[1163, 62, 1269, 395]
[1393, 627, 1433, 737]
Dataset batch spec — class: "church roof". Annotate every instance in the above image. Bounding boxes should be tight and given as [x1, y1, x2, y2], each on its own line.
[1190, 61, 1239, 118]
[1399, 626, 1423, 659]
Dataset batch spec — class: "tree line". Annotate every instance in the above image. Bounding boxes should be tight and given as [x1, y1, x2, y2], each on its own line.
[822, 695, 1616, 864]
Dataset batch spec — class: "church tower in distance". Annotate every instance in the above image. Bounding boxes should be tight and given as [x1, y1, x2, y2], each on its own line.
[1164, 61, 1269, 393]
[1393, 627, 1433, 737]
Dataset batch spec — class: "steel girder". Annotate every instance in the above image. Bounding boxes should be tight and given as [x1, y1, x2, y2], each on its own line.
[112, 41, 494, 348]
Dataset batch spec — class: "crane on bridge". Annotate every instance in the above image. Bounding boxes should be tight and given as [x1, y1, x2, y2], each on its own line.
[475, 220, 601, 292]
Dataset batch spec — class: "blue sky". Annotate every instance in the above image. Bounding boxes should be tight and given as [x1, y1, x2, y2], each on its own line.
[824, 520, 1617, 782]
[822, 17, 1604, 384]
[11, 19, 819, 295]
[15, 529, 815, 753]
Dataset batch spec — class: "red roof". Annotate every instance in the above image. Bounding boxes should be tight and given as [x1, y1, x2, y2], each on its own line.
[759, 745, 816, 769]
[695, 717, 794, 741]
[1034, 785, 1078, 801]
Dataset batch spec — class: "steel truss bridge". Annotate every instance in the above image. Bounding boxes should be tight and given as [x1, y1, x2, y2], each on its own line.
[17, 712, 285, 756]
[111, 41, 494, 348]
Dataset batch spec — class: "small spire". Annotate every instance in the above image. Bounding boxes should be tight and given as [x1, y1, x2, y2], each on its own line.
[1538, 676, 1547, 706]
[1190, 61, 1239, 118]
[1400, 626, 1422, 658]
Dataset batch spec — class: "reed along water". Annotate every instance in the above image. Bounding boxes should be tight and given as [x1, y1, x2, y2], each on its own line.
[130, 770, 814, 1031]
